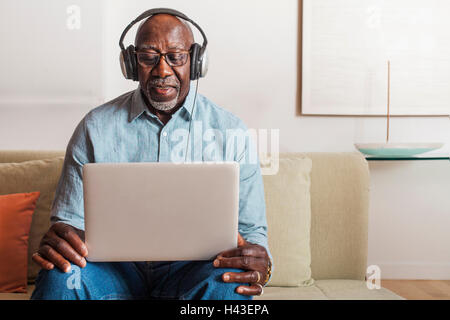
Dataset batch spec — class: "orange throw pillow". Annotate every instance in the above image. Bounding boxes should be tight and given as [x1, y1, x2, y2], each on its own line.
[0, 192, 40, 293]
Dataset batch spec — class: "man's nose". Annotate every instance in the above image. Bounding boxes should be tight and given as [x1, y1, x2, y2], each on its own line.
[151, 55, 174, 78]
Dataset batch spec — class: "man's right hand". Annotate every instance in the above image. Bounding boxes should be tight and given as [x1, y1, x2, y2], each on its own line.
[32, 222, 88, 273]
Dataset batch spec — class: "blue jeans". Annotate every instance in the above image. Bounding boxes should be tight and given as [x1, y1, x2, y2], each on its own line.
[30, 260, 252, 300]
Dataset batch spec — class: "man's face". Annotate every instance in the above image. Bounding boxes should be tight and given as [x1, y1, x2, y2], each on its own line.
[135, 14, 193, 112]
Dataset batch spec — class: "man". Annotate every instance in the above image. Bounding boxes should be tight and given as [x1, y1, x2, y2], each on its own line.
[31, 11, 271, 300]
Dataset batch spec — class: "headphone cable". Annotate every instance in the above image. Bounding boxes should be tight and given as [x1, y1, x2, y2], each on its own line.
[184, 78, 199, 162]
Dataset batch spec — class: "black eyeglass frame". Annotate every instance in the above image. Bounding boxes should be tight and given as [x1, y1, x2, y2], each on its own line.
[135, 49, 192, 68]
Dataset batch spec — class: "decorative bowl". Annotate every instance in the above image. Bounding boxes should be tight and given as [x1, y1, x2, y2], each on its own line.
[354, 142, 444, 158]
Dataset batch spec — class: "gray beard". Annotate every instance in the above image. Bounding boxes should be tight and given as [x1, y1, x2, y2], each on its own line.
[147, 89, 180, 112]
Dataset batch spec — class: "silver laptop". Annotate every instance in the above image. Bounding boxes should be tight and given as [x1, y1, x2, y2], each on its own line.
[82, 162, 239, 262]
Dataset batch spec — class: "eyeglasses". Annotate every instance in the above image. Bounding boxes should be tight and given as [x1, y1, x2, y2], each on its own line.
[136, 50, 190, 68]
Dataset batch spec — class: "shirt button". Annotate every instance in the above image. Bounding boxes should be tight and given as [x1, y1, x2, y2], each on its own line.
[162, 132, 168, 137]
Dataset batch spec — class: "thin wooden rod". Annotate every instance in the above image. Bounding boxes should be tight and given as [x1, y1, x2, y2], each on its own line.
[387, 60, 390, 143]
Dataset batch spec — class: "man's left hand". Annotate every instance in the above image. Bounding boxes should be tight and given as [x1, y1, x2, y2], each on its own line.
[213, 233, 270, 296]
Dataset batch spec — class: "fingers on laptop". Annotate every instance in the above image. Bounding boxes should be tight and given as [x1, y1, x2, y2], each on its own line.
[216, 245, 268, 259]
[43, 236, 87, 270]
[32, 252, 54, 271]
[221, 270, 262, 284]
[33, 223, 88, 272]
[53, 223, 88, 258]
[214, 256, 267, 271]
[37, 245, 72, 273]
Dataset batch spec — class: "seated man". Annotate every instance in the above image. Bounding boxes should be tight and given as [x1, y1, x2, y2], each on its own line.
[31, 10, 271, 300]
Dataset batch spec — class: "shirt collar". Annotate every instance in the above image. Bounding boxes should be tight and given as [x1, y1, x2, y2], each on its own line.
[129, 81, 197, 123]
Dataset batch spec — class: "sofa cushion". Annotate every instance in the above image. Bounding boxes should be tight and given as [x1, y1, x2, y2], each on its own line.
[0, 192, 40, 293]
[254, 280, 404, 300]
[313, 279, 404, 300]
[0, 151, 65, 164]
[0, 282, 404, 300]
[262, 156, 313, 287]
[256, 283, 328, 300]
[0, 284, 35, 300]
[0, 157, 64, 282]
[305, 152, 370, 281]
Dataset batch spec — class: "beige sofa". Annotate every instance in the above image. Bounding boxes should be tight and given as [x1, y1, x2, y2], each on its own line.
[0, 150, 403, 300]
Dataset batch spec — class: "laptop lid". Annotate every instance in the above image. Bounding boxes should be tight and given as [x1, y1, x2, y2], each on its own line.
[83, 162, 239, 262]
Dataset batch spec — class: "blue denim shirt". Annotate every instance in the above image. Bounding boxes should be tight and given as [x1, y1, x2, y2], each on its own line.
[51, 82, 270, 259]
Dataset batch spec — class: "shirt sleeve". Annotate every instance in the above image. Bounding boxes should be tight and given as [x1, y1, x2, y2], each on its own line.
[235, 129, 274, 285]
[50, 116, 93, 231]
[233, 125, 273, 263]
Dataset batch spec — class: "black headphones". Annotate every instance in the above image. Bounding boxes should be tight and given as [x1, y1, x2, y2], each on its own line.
[119, 8, 208, 81]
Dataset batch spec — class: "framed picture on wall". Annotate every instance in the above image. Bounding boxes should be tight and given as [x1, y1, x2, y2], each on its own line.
[300, 0, 450, 116]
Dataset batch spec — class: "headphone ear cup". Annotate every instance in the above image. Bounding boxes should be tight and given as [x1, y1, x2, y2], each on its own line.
[119, 50, 129, 79]
[127, 45, 138, 81]
[120, 45, 138, 80]
[190, 43, 201, 80]
[199, 47, 208, 78]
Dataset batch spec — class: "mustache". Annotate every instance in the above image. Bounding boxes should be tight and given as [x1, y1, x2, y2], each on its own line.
[148, 77, 180, 88]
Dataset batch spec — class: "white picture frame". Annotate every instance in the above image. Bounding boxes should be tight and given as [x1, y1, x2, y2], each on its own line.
[300, 0, 450, 116]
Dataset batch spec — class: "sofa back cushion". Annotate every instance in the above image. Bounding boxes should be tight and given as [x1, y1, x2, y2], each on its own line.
[0, 150, 65, 164]
[267, 153, 369, 282]
[263, 156, 314, 287]
[0, 157, 64, 282]
[303, 152, 369, 281]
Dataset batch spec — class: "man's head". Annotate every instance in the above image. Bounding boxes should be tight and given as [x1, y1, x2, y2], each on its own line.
[135, 14, 194, 112]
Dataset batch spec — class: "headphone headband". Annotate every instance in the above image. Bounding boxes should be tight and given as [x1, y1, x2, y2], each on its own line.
[119, 8, 208, 54]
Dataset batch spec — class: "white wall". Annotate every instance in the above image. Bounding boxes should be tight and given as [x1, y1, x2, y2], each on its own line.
[0, 0, 103, 102]
[1, 0, 448, 152]
[0, 0, 103, 149]
[102, 0, 450, 154]
[368, 160, 450, 279]
[0, 0, 448, 279]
